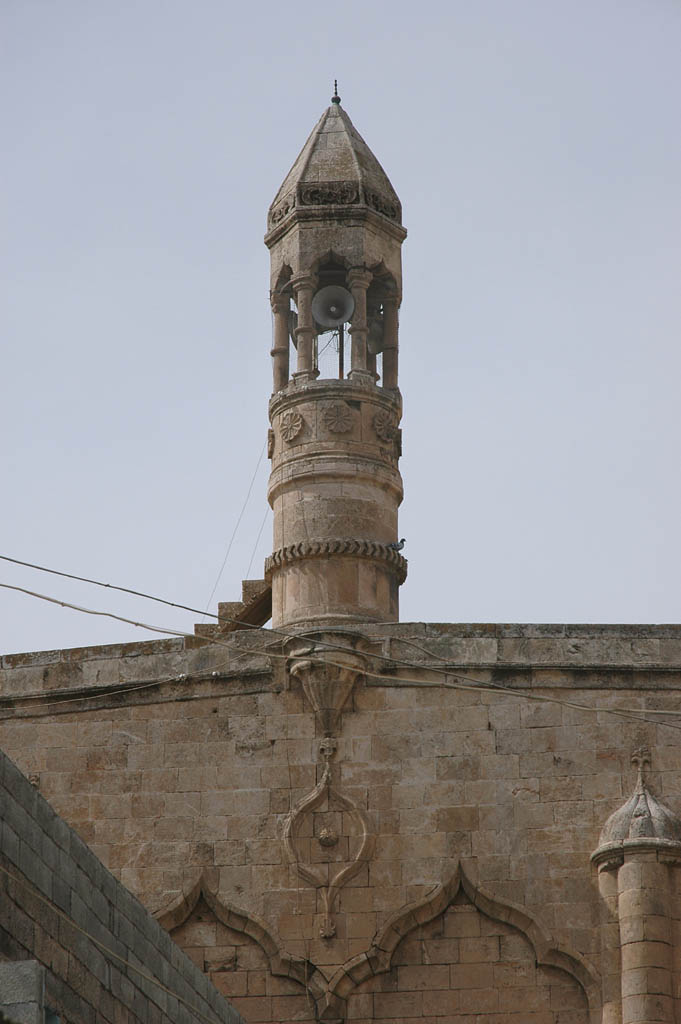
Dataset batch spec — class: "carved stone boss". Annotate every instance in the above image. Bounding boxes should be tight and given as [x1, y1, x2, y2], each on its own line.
[282, 636, 374, 938]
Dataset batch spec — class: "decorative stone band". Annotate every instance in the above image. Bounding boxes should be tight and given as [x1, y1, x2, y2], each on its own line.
[268, 180, 402, 228]
[265, 539, 408, 584]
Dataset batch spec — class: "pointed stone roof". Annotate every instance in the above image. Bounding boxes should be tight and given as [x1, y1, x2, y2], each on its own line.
[591, 749, 681, 867]
[267, 101, 402, 234]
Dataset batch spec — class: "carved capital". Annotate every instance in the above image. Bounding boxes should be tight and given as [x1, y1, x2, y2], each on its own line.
[290, 272, 317, 295]
[346, 267, 373, 291]
[270, 292, 290, 315]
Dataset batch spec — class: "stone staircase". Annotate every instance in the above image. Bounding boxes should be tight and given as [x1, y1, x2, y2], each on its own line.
[194, 578, 272, 638]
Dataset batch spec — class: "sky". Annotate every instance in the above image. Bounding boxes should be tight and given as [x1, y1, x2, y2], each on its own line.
[2, 0, 680, 656]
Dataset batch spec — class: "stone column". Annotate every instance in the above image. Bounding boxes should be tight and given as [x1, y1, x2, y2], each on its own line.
[381, 296, 399, 390]
[270, 292, 290, 392]
[347, 268, 373, 383]
[597, 865, 624, 1024]
[292, 274, 318, 383]
[592, 749, 681, 1024]
[618, 853, 674, 1024]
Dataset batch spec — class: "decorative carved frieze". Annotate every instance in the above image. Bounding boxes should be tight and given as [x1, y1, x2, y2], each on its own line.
[269, 191, 296, 226]
[267, 181, 402, 229]
[299, 181, 359, 207]
[265, 539, 408, 584]
[363, 187, 400, 221]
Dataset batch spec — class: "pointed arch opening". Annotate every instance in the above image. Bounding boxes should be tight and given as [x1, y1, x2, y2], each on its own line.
[155, 875, 327, 1022]
[322, 864, 601, 1023]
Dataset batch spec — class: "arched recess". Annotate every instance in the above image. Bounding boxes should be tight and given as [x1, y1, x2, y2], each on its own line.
[155, 874, 327, 1020]
[318, 863, 602, 1024]
[309, 249, 349, 278]
[274, 263, 293, 297]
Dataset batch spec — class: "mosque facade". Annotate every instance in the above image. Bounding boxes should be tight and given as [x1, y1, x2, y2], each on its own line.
[2, 95, 681, 1024]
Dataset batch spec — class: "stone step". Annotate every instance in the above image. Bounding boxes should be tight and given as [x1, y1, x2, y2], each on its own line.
[193, 579, 272, 637]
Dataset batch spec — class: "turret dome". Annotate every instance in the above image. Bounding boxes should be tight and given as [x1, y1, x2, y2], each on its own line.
[591, 749, 681, 867]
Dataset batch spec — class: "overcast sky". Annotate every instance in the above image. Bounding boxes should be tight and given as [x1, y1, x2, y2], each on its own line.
[2, 1, 680, 656]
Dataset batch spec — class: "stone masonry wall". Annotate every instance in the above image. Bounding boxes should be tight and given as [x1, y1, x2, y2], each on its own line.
[1, 623, 681, 1022]
[0, 742, 243, 1024]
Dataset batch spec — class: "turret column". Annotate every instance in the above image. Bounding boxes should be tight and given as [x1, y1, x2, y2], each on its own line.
[347, 268, 373, 383]
[382, 296, 399, 389]
[270, 292, 290, 392]
[292, 274, 318, 384]
[618, 853, 674, 1024]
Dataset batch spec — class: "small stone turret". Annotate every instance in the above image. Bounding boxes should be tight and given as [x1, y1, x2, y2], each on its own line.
[264, 93, 408, 629]
[592, 749, 681, 1024]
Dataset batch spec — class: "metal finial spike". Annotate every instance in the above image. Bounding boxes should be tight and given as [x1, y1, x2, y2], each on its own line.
[331, 80, 341, 105]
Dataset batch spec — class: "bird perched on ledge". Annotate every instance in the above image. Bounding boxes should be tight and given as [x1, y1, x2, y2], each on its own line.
[388, 538, 406, 552]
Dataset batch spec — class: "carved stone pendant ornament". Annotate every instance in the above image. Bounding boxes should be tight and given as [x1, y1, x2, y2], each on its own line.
[283, 739, 374, 939]
[286, 639, 366, 736]
[281, 634, 374, 939]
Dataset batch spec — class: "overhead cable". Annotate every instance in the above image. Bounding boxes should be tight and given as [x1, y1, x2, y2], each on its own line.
[2, 580, 681, 733]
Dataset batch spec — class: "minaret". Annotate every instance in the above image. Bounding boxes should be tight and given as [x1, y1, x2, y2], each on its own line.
[264, 89, 408, 629]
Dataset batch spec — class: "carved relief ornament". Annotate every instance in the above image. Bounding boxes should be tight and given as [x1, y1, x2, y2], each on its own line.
[322, 402, 353, 434]
[373, 409, 397, 441]
[299, 181, 359, 206]
[267, 181, 402, 229]
[283, 738, 373, 939]
[280, 410, 304, 442]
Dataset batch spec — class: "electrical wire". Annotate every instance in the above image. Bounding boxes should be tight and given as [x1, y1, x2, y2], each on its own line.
[201, 439, 267, 618]
[245, 507, 270, 579]
[2, 580, 681, 733]
[0, 553, 220, 620]
[8, 552, 679, 703]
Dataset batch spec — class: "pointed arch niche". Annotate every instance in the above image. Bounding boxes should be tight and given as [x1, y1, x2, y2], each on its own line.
[324, 866, 601, 1024]
[156, 876, 324, 1024]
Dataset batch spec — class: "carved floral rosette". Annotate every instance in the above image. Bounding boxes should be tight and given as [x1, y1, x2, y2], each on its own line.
[280, 410, 304, 442]
[322, 402, 353, 434]
[373, 409, 397, 442]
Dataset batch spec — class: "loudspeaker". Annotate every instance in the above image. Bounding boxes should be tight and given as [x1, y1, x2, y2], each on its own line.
[311, 286, 355, 329]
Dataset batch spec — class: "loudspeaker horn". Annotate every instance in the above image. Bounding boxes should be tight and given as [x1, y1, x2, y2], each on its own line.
[311, 285, 355, 330]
